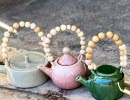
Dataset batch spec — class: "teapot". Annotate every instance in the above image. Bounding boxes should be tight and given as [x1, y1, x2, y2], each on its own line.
[0, 21, 49, 88]
[38, 25, 91, 89]
[76, 32, 130, 100]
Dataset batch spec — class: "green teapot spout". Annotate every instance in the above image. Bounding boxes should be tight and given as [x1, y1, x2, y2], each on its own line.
[76, 76, 91, 89]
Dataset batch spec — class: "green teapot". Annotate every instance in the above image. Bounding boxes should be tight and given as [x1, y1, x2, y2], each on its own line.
[76, 32, 130, 100]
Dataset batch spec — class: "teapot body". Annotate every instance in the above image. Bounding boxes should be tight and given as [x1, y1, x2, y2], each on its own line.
[51, 57, 90, 89]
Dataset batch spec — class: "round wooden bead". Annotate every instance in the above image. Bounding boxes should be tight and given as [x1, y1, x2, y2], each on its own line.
[67, 25, 71, 30]
[46, 53, 52, 56]
[34, 27, 41, 33]
[106, 31, 113, 38]
[42, 42, 49, 48]
[92, 36, 100, 43]
[120, 50, 127, 56]
[71, 25, 77, 31]
[78, 31, 84, 37]
[76, 28, 80, 33]
[85, 59, 92, 65]
[120, 61, 127, 67]
[47, 34, 52, 38]
[80, 37, 85, 40]
[25, 22, 31, 28]
[60, 25, 66, 31]
[86, 47, 93, 53]
[38, 32, 44, 37]
[44, 38, 51, 44]
[19, 21, 25, 27]
[98, 32, 105, 39]
[55, 27, 60, 32]
[112, 34, 119, 41]
[80, 40, 86, 45]
[3, 37, 8, 43]
[13, 22, 19, 29]
[2, 53, 7, 59]
[4, 31, 10, 38]
[41, 36, 46, 41]
[120, 56, 127, 62]
[88, 41, 95, 48]
[48, 56, 54, 62]
[8, 27, 14, 33]
[50, 29, 57, 35]
[80, 50, 86, 54]
[2, 48, 7, 53]
[88, 63, 96, 70]
[1, 42, 7, 47]
[86, 53, 93, 59]
[30, 23, 36, 29]
[119, 44, 126, 50]
[44, 48, 51, 53]
[81, 46, 86, 49]
[116, 39, 123, 46]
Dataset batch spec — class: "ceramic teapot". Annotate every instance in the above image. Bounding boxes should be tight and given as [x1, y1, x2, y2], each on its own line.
[0, 21, 49, 88]
[38, 25, 91, 89]
[76, 32, 130, 100]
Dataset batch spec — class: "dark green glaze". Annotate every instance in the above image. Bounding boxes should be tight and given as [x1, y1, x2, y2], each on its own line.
[76, 65, 124, 100]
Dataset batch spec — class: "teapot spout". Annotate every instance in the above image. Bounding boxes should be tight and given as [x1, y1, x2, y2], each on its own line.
[76, 76, 90, 88]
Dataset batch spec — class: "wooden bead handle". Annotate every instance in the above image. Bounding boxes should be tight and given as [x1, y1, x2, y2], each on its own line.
[42, 25, 86, 62]
[85, 32, 127, 70]
[1, 21, 45, 63]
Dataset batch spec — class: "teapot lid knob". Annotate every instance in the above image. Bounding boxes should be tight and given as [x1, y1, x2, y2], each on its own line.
[63, 47, 70, 54]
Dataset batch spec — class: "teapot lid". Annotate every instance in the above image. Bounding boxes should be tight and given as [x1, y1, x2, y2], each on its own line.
[10, 51, 48, 71]
[58, 47, 78, 66]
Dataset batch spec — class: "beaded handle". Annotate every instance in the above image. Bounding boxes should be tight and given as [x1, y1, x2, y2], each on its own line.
[42, 25, 86, 62]
[1, 21, 45, 63]
[85, 31, 127, 70]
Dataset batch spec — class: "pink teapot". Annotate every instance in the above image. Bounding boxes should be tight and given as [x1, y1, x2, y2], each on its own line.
[38, 25, 91, 89]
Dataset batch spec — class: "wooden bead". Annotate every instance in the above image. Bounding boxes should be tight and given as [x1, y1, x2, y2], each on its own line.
[88, 41, 95, 48]
[92, 36, 100, 43]
[19, 21, 25, 27]
[86, 47, 93, 53]
[41, 36, 46, 41]
[44, 48, 51, 53]
[80, 50, 86, 54]
[4, 31, 10, 38]
[80, 40, 86, 45]
[60, 25, 66, 31]
[80, 37, 85, 40]
[119, 44, 126, 50]
[81, 46, 86, 49]
[120, 50, 127, 56]
[30, 23, 36, 29]
[2, 48, 7, 53]
[78, 31, 84, 37]
[8, 27, 14, 33]
[88, 63, 95, 70]
[67, 25, 71, 30]
[3, 37, 8, 43]
[2, 53, 7, 59]
[85, 59, 92, 65]
[76, 28, 80, 33]
[45, 38, 51, 44]
[71, 25, 77, 31]
[106, 31, 113, 38]
[1, 43, 7, 47]
[120, 56, 127, 62]
[46, 53, 52, 56]
[34, 27, 41, 33]
[38, 32, 44, 37]
[86, 53, 93, 59]
[47, 34, 52, 38]
[55, 27, 60, 32]
[13, 22, 19, 29]
[98, 32, 105, 39]
[112, 34, 119, 41]
[50, 29, 57, 35]
[48, 56, 54, 62]
[25, 22, 31, 28]
[116, 39, 123, 46]
[120, 61, 127, 67]
[42, 42, 49, 48]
